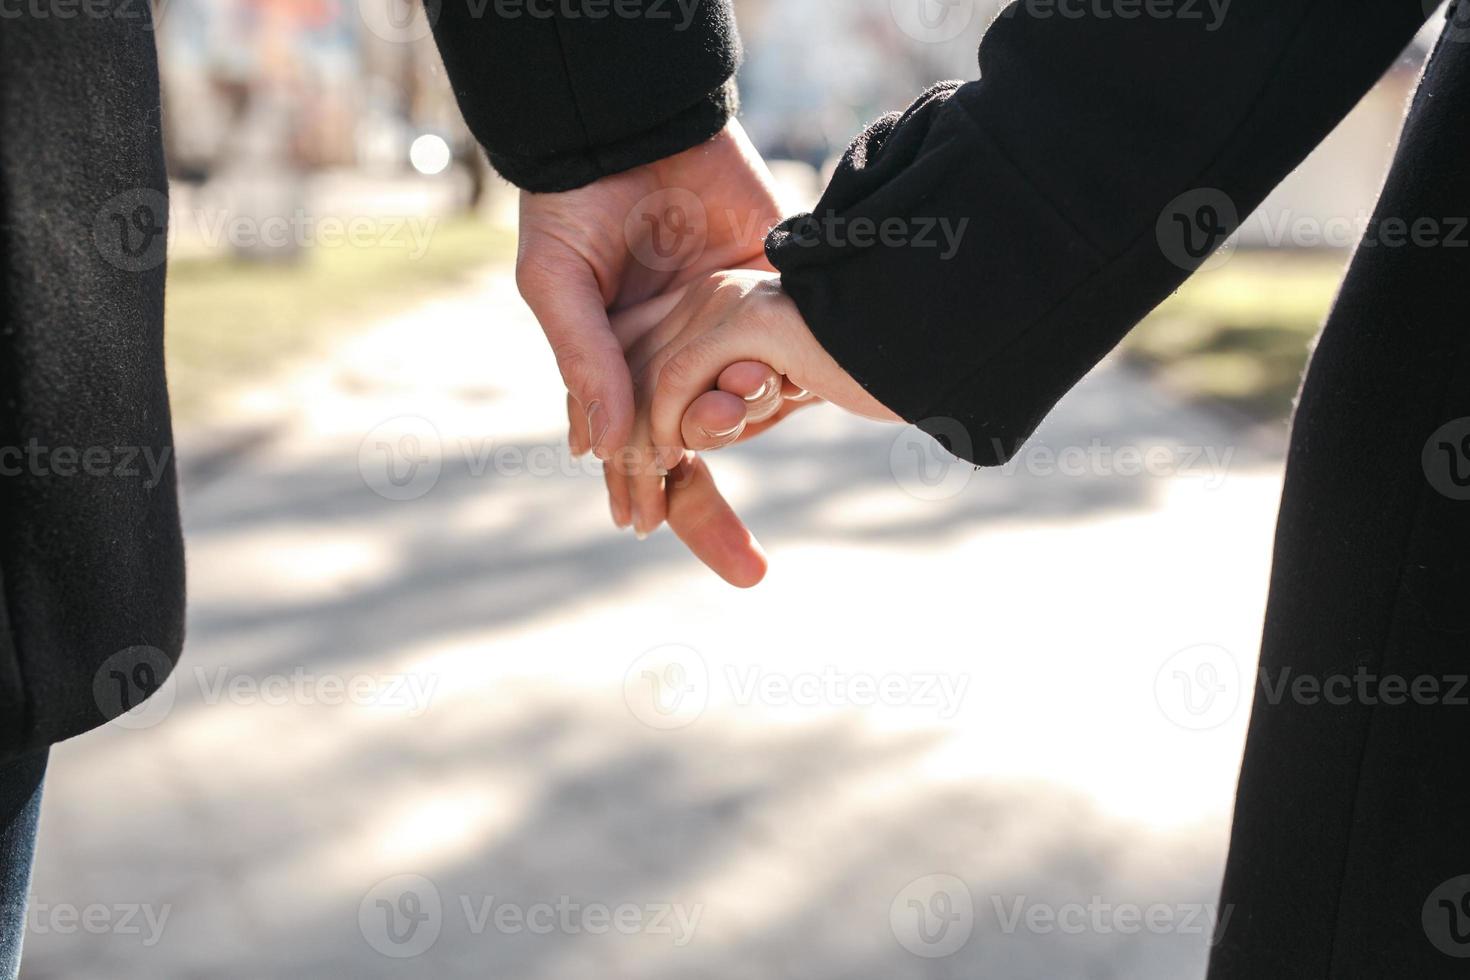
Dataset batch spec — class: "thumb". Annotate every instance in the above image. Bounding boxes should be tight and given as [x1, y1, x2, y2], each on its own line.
[516, 255, 634, 459]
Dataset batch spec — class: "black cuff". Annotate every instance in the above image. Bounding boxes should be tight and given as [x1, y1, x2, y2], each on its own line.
[766, 83, 1105, 467]
[493, 79, 739, 194]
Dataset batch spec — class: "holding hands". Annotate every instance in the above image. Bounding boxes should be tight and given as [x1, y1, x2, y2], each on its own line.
[604, 270, 899, 587]
[514, 119, 896, 587]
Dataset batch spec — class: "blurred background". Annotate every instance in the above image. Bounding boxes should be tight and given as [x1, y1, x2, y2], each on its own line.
[20, 2, 1452, 976]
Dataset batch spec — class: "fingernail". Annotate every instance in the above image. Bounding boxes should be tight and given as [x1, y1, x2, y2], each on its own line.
[635, 530, 649, 542]
[700, 422, 743, 440]
[743, 379, 773, 403]
[587, 401, 610, 459]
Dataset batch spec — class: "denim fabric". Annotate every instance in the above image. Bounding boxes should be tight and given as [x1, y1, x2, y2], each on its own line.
[0, 750, 47, 980]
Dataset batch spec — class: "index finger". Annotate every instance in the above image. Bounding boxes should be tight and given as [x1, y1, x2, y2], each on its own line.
[517, 256, 634, 459]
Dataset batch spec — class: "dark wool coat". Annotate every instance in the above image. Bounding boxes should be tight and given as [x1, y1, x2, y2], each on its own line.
[5, 1, 1470, 973]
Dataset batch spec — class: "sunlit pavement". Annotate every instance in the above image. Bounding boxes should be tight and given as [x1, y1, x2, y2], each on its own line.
[24, 267, 1287, 978]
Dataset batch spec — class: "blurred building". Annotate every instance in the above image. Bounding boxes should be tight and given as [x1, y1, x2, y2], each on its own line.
[155, 0, 468, 178]
[736, 0, 1441, 252]
[152, 0, 1446, 254]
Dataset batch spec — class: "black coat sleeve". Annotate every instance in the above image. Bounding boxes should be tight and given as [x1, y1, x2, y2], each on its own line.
[427, 0, 741, 192]
[766, 0, 1434, 465]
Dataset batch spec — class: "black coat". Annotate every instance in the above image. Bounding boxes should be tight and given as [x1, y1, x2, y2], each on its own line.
[0, 0, 740, 767]
[5, 1, 1469, 974]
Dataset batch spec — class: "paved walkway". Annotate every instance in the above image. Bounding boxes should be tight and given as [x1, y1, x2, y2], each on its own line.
[24, 268, 1288, 978]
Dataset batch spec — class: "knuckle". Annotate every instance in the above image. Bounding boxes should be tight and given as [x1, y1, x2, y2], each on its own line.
[551, 341, 598, 395]
[656, 347, 701, 397]
[514, 259, 550, 302]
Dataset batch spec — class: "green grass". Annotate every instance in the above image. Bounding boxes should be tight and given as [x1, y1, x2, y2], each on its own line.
[1124, 251, 1349, 422]
[165, 216, 516, 423]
